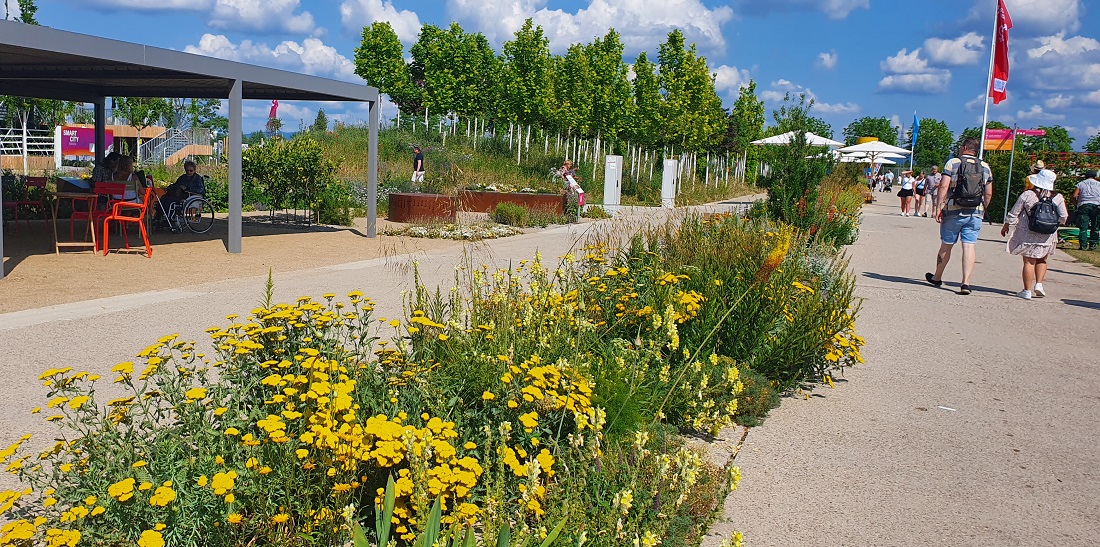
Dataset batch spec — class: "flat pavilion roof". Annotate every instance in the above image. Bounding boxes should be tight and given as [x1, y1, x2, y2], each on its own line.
[0, 19, 377, 104]
[0, 20, 381, 280]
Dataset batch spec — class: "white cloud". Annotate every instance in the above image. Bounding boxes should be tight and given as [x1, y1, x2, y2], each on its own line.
[340, 0, 423, 44]
[969, 0, 1081, 35]
[208, 0, 319, 35]
[184, 34, 363, 83]
[877, 73, 950, 94]
[1082, 91, 1100, 106]
[712, 65, 752, 97]
[1027, 33, 1100, 58]
[923, 32, 984, 65]
[447, 0, 733, 54]
[1044, 95, 1073, 109]
[737, 0, 870, 20]
[1016, 105, 1065, 122]
[814, 101, 859, 115]
[817, 51, 838, 70]
[881, 48, 931, 74]
[964, 93, 988, 111]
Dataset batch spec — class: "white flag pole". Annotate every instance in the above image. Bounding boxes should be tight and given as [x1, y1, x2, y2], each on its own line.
[978, 7, 999, 161]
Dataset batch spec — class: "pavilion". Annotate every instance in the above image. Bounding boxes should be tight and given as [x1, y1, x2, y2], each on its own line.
[0, 19, 380, 280]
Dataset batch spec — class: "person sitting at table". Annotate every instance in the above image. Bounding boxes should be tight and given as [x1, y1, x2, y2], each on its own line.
[111, 155, 143, 201]
[90, 152, 120, 184]
[159, 161, 206, 219]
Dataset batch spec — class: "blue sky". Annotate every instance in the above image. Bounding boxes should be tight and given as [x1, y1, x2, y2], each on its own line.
[8, 0, 1100, 146]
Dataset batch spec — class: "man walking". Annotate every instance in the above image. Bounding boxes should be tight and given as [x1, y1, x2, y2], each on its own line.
[1073, 169, 1100, 250]
[411, 146, 425, 184]
[923, 165, 942, 217]
[925, 138, 993, 295]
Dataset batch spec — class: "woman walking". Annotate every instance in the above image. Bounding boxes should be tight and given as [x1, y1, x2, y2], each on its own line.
[912, 172, 928, 217]
[897, 170, 915, 216]
[999, 169, 1068, 299]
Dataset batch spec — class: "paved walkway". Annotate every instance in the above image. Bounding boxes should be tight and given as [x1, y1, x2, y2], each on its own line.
[2, 195, 1098, 545]
[707, 198, 1100, 546]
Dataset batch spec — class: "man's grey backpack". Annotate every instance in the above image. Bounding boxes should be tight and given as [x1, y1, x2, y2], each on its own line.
[1026, 191, 1060, 234]
[952, 157, 985, 208]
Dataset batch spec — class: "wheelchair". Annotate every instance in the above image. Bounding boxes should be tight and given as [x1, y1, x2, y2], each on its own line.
[154, 192, 215, 234]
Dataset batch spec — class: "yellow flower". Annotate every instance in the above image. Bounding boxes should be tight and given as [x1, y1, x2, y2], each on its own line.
[224, 493, 235, 504]
[138, 482, 153, 491]
[481, 391, 495, 400]
[131, 460, 147, 469]
[213, 407, 228, 416]
[211, 471, 237, 495]
[184, 387, 208, 401]
[272, 513, 290, 524]
[149, 485, 176, 507]
[196, 475, 208, 487]
[84, 496, 97, 506]
[224, 427, 240, 436]
[137, 530, 165, 547]
[463, 442, 477, 450]
[227, 513, 243, 524]
[111, 362, 134, 375]
[107, 478, 135, 502]
[67, 396, 90, 410]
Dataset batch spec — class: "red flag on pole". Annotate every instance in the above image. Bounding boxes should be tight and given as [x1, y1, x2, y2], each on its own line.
[268, 100, 279, 119]
[989, 0, 1013, 104]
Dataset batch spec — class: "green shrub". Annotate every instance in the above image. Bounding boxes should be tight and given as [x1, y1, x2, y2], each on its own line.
[582, 205, 611, 219]
[315, 181, 354, 226]
[732, 366, 780, 427]
[490, 202, 528, 226]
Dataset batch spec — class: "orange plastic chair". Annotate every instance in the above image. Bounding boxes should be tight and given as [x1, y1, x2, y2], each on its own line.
[16, 176, 49, 227]
[102, 186, 153, 257]
[70, 182, 126, 244]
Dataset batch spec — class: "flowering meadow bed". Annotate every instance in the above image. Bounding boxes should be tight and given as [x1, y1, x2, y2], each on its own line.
[0, 213, 862, 547]
[384, 223, 524, 240]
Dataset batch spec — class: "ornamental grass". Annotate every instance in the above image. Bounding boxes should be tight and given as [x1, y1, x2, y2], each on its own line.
[1, 213, 861, 547]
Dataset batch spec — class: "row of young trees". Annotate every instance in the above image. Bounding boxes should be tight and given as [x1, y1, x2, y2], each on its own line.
[354, 20, 729, 152]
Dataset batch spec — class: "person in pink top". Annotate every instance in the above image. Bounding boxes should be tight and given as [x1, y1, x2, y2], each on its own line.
[999, 169, 1068, 299]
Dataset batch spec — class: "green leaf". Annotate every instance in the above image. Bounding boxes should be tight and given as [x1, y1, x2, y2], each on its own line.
[375, 474, 396, 546]
[496, 522, 512, 547]
[353, 523, 370, 547]
[538, 517, 568, 547]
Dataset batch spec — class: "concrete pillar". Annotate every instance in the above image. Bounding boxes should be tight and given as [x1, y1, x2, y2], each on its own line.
[94, 98, 106, 167]
[661, 159, 678, 208]
[602, 155, 622, 214]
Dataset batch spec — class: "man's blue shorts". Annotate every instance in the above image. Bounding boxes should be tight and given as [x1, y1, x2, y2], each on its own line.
[940, 209, 983, 245]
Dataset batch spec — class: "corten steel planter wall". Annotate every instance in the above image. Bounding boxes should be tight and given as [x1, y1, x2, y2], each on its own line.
[458, 191, 565, 214]
[388, 193, 458, 223]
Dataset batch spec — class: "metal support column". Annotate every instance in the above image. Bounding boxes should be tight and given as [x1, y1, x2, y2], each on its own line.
[228, 80, 242, 253]
[94, 98, 106, 167]
[367, 98, 379, 238]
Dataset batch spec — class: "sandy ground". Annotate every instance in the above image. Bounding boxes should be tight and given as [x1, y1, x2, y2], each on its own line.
[0, 214, 471, 313]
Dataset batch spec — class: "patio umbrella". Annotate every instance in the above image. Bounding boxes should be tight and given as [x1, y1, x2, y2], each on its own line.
[840, 155, 896, 164]
[751, 131, 844, 148]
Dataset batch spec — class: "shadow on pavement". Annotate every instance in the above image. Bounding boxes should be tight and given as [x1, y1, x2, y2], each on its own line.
[1062, 299, 1100, 310]
[1049, 268, 1099, 279]
[862, 271, 934, 288]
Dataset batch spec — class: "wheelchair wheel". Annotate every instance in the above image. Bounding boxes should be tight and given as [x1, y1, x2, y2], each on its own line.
[182, 197, 215, 234]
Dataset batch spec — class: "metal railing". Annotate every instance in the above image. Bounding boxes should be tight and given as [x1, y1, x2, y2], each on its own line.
[137, 120, 212, 165]
[0, 127, 54, 156]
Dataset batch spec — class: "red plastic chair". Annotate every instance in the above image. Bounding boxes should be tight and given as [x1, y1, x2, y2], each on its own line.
[102, 186, 153, 257]
[70, 182, 126, 245]
[15, 176, 49, 228]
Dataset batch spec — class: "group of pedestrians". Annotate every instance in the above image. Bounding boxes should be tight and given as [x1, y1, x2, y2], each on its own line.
[893, 166, 943, 217]
[923, 137, 1100, 300]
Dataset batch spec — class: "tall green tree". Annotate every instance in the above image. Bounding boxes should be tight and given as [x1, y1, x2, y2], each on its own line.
[657, 29, 725, 150]
[762, 93, 832, 225]
[353, 21, 418, 113]
[629, 51, 663, 147]
[806, 116, 833, 139]
[551, 44, 595, 135]
[841, 116, 898, 146]
[723, 80, 765, 184]
[311, 109, 329, 132]
[499, 19, 553, 126]
[907, 117, 953, 168]
[586, 29, 633, 145]
[1086, 131, 1100, 153]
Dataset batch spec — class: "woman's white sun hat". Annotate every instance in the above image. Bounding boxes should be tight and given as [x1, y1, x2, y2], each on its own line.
[1027, 169, 1056, 191]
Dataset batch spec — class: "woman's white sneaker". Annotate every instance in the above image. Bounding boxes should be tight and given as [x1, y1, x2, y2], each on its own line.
[1033, 283, 1046, 298]
[1017, 290, 1032, 300]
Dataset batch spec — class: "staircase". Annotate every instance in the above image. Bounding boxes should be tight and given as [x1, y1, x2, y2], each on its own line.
[138, 121, 212, 165]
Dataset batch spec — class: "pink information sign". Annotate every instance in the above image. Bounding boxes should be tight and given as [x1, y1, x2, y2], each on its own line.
[60, 126, 112, 160]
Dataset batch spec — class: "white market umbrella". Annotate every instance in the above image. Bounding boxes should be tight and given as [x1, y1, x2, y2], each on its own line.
[841, 151, 906, 160]
[840, 155, 896, 165]
[837, 141, 910, 170]
[752, 131, 844, 148]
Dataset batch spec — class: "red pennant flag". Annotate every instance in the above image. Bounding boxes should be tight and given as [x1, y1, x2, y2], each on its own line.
[989, 0, 1013, 104]
[268, 99, 279, 119]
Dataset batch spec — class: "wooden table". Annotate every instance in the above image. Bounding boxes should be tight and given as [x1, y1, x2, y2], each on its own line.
[50, 192, 99, 254]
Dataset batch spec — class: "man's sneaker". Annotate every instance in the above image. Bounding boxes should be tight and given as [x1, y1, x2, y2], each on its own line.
[925, 273, 942, 287]
[959, 284, 971, 295]
[1017, 290, 1032, 300]
[1033, 283, 1046, 298]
